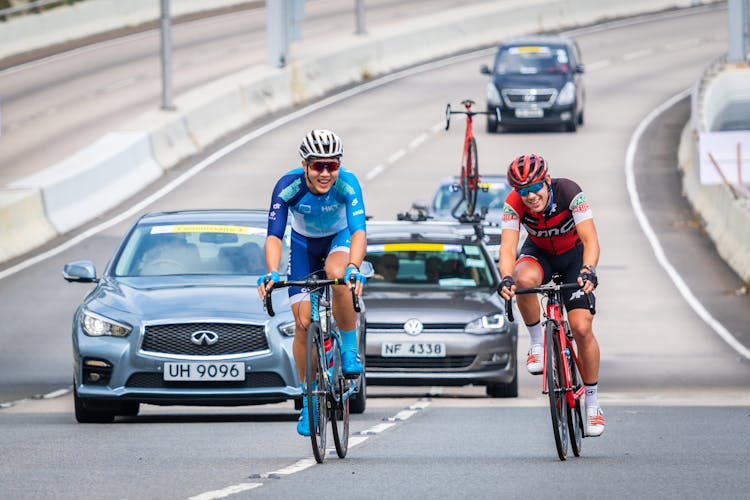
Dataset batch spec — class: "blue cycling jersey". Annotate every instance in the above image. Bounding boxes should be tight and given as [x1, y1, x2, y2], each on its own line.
[267, 167, 366, 239]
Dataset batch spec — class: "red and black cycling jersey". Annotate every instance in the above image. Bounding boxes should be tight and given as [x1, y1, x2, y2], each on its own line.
[501, 178, 593, 255]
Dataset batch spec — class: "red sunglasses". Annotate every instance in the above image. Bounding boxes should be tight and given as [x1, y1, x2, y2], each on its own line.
[308, 160, 340, 173]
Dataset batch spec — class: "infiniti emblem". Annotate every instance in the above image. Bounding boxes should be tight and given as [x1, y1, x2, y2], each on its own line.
[191, 330, 219, 346]
[403, 319, 423, 336]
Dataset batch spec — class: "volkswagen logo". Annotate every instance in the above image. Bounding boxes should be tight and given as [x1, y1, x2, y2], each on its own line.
[191, 330, 219, 346]
[403, 319, 423, 336]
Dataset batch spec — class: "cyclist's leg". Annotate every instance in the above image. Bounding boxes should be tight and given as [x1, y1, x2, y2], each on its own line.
[560, 247, 604, 436]
[514, 243, 550, 374]
[325, 229, 362, 376]
[288, 231, 329, 434]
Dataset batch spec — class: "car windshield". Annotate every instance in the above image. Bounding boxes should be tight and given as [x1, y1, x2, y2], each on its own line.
[365, 242, 495, 288]
[432, 180, 512, 213]
[494, 45, 570, 75]
[113, 223, 288, 277]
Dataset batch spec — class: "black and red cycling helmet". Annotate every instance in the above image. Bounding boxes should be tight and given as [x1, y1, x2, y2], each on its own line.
[506, 154, 548, 189]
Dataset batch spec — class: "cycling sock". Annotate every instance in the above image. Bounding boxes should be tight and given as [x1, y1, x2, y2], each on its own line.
[584, 383, 598, 408]
[526, 321, 543, 345]
[340, 328, 358, 354]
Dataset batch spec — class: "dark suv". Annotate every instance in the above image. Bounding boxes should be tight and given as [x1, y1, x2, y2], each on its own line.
[481, 35, 585, 133]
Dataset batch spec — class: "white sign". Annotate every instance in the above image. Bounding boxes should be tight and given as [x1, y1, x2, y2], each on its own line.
[698, 131, 750, 185]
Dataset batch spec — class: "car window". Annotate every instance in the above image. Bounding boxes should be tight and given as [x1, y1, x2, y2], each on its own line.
[432, 180, 513, 213]
[494, 45, 571, 75]
[113, 223, 289, 277]
[365, 242, 495, 288]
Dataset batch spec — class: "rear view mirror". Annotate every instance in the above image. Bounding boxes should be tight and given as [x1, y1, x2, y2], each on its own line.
[199, 232, 239, 244]
[480, 64, 491, 75]
[359, 260, 375, 279]
[63, 260, 98, 283]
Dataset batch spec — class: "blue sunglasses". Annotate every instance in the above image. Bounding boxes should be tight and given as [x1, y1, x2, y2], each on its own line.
[516, 181, 546, 197]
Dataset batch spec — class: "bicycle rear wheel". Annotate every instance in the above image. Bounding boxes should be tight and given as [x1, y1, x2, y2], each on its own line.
[329, 338, 350, 458]
[306, 322, 328, 463]
[461, 137, 479, 217]
[545, 322, 569, 460]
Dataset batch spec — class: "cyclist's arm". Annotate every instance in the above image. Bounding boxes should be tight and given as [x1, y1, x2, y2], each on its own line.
[575, 218, 599, 293]
[499, 227, 519, 279]
[264, 235, 284, 275]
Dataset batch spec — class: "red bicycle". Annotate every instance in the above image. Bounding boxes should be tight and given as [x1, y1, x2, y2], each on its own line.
[444, 99, 498, 223]
[504, 274, 595, 460]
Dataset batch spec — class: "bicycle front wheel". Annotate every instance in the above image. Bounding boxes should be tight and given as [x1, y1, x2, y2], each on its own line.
[329, 339, 350, 458]
[306, 322, 328, 463]
[545, 322, 569, 461]
[461, 137, 479, 217]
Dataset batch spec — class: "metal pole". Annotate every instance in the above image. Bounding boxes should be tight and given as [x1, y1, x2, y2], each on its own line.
[267, 1, 288, 67]
[727, 0, 749, 63]
[355, 0, 366, 35]
[160, 0, 175, 110]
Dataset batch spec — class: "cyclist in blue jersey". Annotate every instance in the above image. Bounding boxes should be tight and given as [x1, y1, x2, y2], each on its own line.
[257, 129, 367, 436]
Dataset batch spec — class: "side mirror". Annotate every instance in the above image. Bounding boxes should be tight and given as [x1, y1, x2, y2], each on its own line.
[575, 64, 585, 74]
[63, 260, 98, 283]
[480, 64, 491, 75]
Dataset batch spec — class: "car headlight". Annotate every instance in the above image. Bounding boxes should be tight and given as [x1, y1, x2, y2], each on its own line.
[81, 310, 131, 337]
[556, 82, 576, 106]
[486, 83, 501, 105]
[278, 321, 296, 337]
[465, 314, 506, 334]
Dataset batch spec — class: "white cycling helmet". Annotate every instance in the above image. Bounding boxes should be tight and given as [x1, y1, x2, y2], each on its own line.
[299, 129, 343, 160]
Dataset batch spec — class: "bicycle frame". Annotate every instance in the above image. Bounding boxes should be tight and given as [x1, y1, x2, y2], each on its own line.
[504, 276, 595, 460]
[445, 99, 498, 223]
[263, 274, 361, 462]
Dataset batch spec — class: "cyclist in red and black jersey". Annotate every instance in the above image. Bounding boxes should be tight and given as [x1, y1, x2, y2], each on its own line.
[498, 154, 604, 437]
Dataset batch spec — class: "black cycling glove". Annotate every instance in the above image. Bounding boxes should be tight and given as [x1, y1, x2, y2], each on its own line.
[579, 270, 598, 289]
[498, 276, 515, 295]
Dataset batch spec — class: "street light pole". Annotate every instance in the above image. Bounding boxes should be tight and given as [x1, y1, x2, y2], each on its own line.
[160, 0, 175, 110]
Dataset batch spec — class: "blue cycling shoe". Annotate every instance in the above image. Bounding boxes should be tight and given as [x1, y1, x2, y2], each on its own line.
[297, 385, 318, 437]
[341, 351, 364, 378]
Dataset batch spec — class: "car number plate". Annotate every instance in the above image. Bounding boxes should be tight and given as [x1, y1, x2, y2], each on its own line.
[381, 342, 446, 358]
[163, 362, 245, 381]
[515, 108, 544, 118]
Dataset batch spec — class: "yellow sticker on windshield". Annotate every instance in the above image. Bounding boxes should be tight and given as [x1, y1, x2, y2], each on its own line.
[151, 224, 258, 235]
[517, 46, 543, 53]
[382, 243, 446, 252]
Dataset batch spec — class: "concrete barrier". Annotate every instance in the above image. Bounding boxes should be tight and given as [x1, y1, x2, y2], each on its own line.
[679, 60, 750, 283]
[9, 132, 162, 234]
[0, 188, 57, 262]
[0, 0, 725, 265]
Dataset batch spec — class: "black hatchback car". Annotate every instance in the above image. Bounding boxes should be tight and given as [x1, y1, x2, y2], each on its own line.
[481, 35, 585, 133]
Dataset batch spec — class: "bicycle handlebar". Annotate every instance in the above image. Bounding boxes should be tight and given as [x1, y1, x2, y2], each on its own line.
[503, 282, 595, 323]
[263, 276, 361, 317]
[445, 101, 500, 130]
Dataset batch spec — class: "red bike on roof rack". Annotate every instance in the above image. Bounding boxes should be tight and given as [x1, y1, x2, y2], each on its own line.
[445, 99, 500, 224]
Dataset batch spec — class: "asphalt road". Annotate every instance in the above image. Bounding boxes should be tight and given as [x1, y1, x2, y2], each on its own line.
[1, 4, 749, 499]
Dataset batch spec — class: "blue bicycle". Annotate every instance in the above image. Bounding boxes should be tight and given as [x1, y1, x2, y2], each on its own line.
[264, 274, 361, 462]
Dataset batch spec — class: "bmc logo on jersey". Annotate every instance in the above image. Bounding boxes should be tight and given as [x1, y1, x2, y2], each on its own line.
[526, 218, 576, 237]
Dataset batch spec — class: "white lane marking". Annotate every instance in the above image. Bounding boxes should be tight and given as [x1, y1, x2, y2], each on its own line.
[625, 89, 750, 360]
[42, 388, 71, 399]
[386, 149, 406, 164]
[585, 59, 611, 72]
[384, 409, 417, 422]
[409, 133, 428, 149]
[431, 121, 445, 134]
[263, 457, 317, 477]
[409, 401, 432, 410]
[366, 164, 385, 181]
[622, 48, 654, 61]
[189, 483, 262, 500]
[357, 422, 396, 435]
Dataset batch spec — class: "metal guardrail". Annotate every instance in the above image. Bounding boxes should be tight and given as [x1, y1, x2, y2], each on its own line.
[0, 0, 80, 19]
